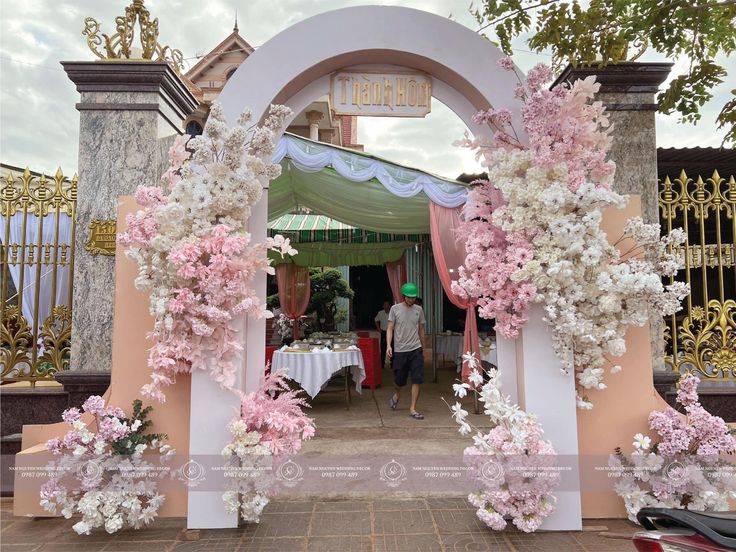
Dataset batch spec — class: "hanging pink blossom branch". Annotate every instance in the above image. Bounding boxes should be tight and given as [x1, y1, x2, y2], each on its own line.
[454, 59, 689, 408]
[119, 103, 297, 402]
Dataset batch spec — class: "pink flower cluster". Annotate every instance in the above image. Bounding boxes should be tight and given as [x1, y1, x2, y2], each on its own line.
[452, 184, 536, 338]
[453, 58, 615, 338]
[47, 396, 130, 456]
[118, 104, 296, 402]
[465, 417, 558, 532]
[162, 134, 190, 189]
[40, 396, 172, 534]
[137, 224, 275, 399]
[613, 374, 736, 520]
[232, 369, 315, 456]
[454, 58, 614, 338]
[649, 374, 736, 457]
[452, 364, 559, 533]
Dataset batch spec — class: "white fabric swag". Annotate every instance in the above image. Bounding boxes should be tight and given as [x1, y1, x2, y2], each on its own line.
[271, 133, 468, 208]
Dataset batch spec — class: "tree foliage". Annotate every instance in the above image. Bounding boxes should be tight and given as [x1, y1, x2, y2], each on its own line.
[307, 268, 354, 331]
[472, 0, 736, 145]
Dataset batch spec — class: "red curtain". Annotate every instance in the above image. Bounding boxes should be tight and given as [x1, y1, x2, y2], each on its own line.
[275, 264, 311, 340]
[428, 202, 480, 385]
[386, 254, 408, 304]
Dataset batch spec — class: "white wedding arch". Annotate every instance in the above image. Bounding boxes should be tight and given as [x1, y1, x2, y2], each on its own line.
[187, 5, 580, 530]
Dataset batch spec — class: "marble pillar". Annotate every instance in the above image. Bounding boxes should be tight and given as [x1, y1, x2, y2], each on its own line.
[305, 109, 323, 141]
[62, 62, 197, 374]
[553, 62, 672, 371]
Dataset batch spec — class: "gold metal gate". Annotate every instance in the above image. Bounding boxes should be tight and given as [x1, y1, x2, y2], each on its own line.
[659, 170, 736, 380]
[1, 167, 77, 385]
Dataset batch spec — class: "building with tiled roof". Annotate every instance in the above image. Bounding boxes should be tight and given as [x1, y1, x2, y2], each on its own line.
[183, 21, 362, 150]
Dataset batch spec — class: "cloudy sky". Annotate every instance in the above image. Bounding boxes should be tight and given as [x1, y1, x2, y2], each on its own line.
[1, 0, 733, 180]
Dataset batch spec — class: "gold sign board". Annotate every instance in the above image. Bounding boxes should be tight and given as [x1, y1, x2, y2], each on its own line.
[330, 71, 432, 117]
[84, 219, 117, 256]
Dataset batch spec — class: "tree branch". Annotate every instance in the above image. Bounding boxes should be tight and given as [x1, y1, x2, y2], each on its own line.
[477, 0, 563, 33]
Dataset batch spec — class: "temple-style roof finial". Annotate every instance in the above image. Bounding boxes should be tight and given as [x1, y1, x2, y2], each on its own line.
[234, 10, 239, 33]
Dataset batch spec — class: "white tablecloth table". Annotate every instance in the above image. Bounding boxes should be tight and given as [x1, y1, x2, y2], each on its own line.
[435, 334, 463, 361]
[271, 349, 366, 399]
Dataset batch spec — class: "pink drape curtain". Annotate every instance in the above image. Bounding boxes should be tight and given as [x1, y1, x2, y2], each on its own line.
[276, 264, 311, 340]
[386, 254, 408, 304]
[428, 202, 480, 385]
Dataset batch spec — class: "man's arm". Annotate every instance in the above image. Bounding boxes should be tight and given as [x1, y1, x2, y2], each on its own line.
[418, 322, 426, 350]
[375, 313, 382, 332]
[386, 320, 395, 357]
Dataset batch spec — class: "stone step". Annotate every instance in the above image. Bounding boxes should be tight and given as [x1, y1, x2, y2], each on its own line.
[1, 433, 22, 498]
[0, 386, 68, 436]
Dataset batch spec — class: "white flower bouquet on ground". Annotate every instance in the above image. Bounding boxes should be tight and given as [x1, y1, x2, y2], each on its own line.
[40, 396, 174, 535]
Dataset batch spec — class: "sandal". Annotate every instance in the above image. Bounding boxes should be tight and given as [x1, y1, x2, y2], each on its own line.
[389, 394, 398, 410]
[409, 411, 425, 420]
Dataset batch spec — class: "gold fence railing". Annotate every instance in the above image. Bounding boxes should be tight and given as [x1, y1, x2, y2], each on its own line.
[659, 170, 736, 381]
[1, 167, 77, 385]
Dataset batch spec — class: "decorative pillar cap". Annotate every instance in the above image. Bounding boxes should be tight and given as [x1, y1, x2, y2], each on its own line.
[305, 110, 325, 124]
[553, 62, 673, 94]
[61, 61, 198, 120]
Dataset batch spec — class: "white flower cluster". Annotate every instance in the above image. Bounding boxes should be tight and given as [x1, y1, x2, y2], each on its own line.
[128, 103, 296, 333]
[121, 103, 298, 400]
[41, 438, 174, 535]
[489, 149, 689, 405]
[452, 364, 535, 444]
[221, 419, 274, 523]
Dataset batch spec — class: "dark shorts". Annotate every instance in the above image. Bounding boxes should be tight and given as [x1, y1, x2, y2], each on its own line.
[393, 347, 424, 386]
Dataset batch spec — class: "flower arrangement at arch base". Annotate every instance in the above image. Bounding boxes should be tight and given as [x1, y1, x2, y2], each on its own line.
[221, 369, 315, 522]
[40, 396, 175, 535]
[611, 373, 736, 521]
[448, 355, 559, 532]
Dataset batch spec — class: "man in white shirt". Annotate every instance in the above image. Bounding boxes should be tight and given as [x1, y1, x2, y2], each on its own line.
[374, 300, 391, 366]
[386, 282, 426, 420]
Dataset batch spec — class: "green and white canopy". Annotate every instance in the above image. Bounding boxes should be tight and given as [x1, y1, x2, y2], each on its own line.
[267, 133, 468, 266]
[267, 214, 423, 266]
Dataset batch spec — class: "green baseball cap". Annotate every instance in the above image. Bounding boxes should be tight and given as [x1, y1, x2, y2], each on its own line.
[401, 282, 418, 297]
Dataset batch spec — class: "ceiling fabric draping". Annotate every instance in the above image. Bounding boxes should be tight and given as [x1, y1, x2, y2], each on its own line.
[267, 133, 469, 234]
[272, 133, 468, 207]
[265, 133, 467, 265]
[268, 214, 423, 244]
[268, 240, 416, 267]
[267, 214, 425, 266]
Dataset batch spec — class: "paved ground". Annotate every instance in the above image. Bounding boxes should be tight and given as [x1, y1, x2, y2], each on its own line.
[1, 497, 639, 551]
